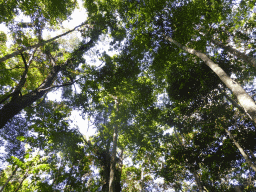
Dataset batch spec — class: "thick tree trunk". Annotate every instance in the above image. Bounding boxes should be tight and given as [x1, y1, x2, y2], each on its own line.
[0, 40, 94, 129]
[0, 22, 88, 63]
[166, 36, 256, 125]
[211, 39, 256, 68]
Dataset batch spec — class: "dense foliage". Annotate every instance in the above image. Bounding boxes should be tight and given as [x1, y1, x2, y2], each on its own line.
[0, 0, 256, 191]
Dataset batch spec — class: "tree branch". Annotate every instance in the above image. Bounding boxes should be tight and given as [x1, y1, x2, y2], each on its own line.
[225, 129, 256, 172]
[40, 79, 79, 92]
[0, 21, 89, 63]
[11, 49, 37, 102]
[211, 39, 256, 68]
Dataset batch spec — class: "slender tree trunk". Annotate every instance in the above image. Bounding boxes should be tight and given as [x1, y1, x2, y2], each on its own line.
[0, 166, 19, 192]
[109, 124, 118, 192]
[225, 129, 256, 172]
[109, 97, 119, 192]
[0, 22, 88, 63]
[211, 39, 256, 68]
[140, 166, 144, 192]
[166, 36, 256, 125]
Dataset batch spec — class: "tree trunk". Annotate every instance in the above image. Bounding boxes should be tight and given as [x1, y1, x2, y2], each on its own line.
[166, 36, 256, 125]
[109, 97, 119, 192]
[109, 125, 118, 192]
[140, 167, 144, 192]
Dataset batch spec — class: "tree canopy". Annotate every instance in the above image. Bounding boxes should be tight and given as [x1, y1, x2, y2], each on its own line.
[0, 0, 256, 191]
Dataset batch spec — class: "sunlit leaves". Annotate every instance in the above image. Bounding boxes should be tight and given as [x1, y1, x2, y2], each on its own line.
[0, 0, 77, 25]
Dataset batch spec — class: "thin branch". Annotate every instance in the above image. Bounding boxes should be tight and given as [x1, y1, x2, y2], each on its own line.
[211, 39, 256, 68]
[225, 129, 256, 172]
[0, 66, 26, 71]
[39, 79, 79, 92]
[14, 171, 29, 192]
[44, 48, 57, 67]
[0, 21, 89, 63]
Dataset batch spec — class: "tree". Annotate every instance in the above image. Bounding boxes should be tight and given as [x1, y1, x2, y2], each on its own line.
[1, 0, 256, 191]
[0, 3, 112, 129]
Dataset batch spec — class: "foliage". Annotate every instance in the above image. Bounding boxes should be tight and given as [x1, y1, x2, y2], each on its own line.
[1, 0, 256, 191]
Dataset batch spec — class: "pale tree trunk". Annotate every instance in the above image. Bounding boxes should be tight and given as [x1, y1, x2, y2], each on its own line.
[225, 129, 256, 172]
[109, 97, 119, 192]
[140, 160, 144, 192]
[211, 39, 256, 68]
[165, 36, 256, 125]
[0, 166, 19, 192]
[0, 22, 89, 63]
[140, 167, 144, 192]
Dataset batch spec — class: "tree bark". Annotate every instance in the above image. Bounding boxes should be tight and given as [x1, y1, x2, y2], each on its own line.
[109, 125, 118, 192]
[0, 22, 88, 63]
[0, 39, 94, 129]
[140, 166, 144, 192]
[166, 36, 256, 125]
[109, 97, 119, 192]
[211, 39, 256, 68]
